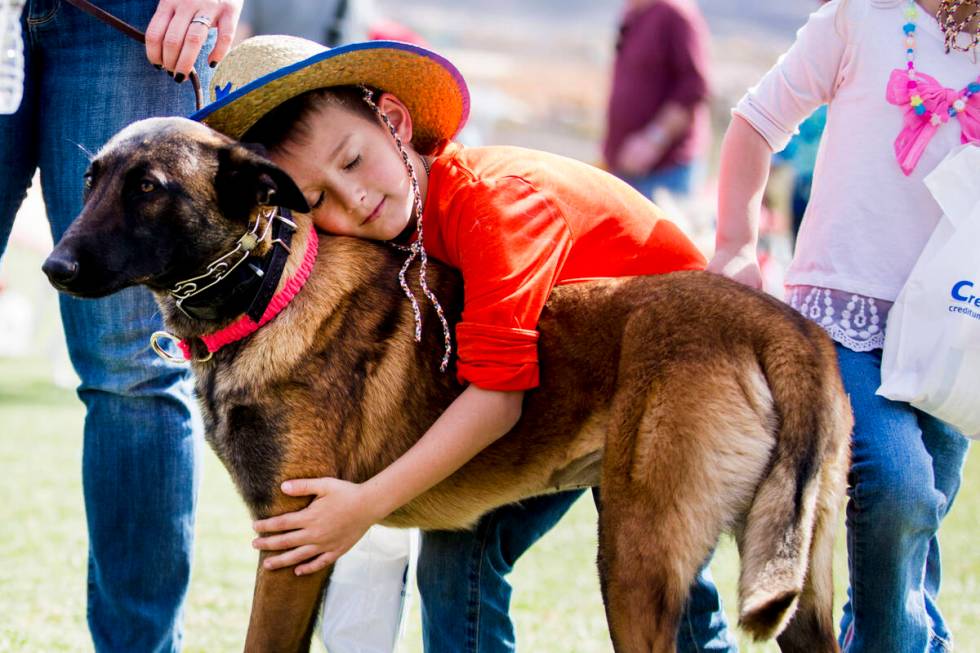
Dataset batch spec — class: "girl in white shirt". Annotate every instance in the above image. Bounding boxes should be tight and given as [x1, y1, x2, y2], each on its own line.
[709, 1, 977, 651]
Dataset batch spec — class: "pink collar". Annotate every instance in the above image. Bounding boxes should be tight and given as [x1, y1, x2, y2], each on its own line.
[177, 225, 319, 360]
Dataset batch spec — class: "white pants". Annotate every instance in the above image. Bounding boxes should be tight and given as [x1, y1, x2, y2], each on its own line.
[319, 526, 419, 653]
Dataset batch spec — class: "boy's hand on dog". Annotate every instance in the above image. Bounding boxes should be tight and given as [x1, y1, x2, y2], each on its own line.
[251, 477, 380, 576]
[145, 0, 244, 78]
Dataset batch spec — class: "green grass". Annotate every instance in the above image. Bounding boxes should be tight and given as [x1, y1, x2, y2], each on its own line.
[1, 353, 978, 652]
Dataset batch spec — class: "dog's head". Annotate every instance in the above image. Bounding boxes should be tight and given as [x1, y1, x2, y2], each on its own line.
[42, 117, 309, 298]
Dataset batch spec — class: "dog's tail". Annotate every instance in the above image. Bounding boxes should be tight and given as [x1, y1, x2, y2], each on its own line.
[736, 332, 850, 641]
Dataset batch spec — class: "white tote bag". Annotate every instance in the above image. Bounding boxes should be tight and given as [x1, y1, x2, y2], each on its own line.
[318, 525, 419, 653]
[877, 144, 980, 438]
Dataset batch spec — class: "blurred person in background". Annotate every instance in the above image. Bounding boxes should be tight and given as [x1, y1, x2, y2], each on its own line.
[0, 1, 240, 650]
[603, 0, 711, 199]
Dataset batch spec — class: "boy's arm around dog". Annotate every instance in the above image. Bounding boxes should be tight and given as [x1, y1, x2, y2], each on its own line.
[252, 385, 524, 574]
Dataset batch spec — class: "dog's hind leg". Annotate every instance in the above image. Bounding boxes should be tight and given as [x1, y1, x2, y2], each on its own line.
[598, 487, 713, 653]
[243, 556, 332, 653]
[597, 369, 759, 653]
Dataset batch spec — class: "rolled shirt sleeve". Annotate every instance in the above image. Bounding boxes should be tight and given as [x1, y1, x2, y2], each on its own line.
[450, 176, 573, 391]
[734, 1, 850, 152]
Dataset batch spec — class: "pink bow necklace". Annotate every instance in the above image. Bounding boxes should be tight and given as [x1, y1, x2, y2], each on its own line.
[886, 0, 980, 175]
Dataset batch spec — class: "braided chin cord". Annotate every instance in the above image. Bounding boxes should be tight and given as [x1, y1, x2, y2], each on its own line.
[938, 0, 979, 53]
[360, 85, 452, 372]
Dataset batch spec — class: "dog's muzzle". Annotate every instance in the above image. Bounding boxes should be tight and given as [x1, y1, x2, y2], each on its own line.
[42, 252, 81, 290]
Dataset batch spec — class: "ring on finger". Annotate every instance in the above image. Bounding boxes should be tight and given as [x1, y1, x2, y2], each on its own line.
[190, 15, 212, 27]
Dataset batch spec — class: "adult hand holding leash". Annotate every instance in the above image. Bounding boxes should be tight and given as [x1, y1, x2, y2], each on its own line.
[145, 0, 243, 81]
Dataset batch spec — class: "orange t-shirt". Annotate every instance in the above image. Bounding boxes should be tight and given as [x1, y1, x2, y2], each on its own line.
[421, 143, 706, 391]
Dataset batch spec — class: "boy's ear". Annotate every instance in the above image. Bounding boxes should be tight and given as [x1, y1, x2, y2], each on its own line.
[215, 143, 310, 220]
[376, 92, 414, 144]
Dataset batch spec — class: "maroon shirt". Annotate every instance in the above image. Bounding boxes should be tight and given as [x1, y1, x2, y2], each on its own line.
[603, 0, 711, 174]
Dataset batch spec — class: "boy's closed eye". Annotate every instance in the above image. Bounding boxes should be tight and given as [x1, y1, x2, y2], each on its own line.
[305, 156, 361, 210]
[343, 154, 361, 171]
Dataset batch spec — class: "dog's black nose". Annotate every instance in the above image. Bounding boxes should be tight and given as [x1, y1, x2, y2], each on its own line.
[42, 254, 80, 287]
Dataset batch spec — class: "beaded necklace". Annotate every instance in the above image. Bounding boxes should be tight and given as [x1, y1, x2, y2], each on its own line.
[902, 0, 980, 126]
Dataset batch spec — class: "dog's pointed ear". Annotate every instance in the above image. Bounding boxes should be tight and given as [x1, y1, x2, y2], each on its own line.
[215, 143, 310, 220]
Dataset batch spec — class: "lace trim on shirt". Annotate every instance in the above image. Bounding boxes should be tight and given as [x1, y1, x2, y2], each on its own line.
[786, 285, 891, 352]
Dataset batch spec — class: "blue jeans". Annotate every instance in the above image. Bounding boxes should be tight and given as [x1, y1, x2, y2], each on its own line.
[618, 161, 701, 200]
[835, 345, 969, 653]
[0, 2, 213, 650]
[417, 489, 737, 652]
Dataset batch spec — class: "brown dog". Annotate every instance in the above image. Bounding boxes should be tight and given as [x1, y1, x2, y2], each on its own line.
[43, 117, 851, 653]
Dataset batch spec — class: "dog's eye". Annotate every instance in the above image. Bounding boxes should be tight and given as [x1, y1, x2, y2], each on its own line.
[83, 174, 93, 190]
[140, 180, 156, 193]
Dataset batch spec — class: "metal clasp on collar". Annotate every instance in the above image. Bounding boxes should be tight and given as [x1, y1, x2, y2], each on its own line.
[150, 330, 212, 364]
[170, 206, 286, 319]
[270, 210, 297, 252]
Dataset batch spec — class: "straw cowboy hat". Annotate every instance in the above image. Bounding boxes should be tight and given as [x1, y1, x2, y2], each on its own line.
[191, 35, 470, 152]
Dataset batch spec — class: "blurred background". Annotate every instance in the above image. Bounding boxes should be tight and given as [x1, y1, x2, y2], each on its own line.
[2, 2, 977, 652]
